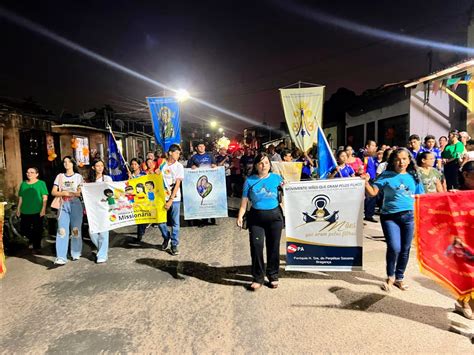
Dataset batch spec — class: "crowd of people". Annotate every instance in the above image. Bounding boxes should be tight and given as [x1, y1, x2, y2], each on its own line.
[15, 129, 473, 318]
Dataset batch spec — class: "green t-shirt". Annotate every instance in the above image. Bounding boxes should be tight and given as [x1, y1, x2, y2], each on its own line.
[19, 180, 48, 214]
[441, 141, 464, 160]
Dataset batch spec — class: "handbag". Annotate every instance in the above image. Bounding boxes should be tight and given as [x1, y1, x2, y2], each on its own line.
[50, 173, 63, 210]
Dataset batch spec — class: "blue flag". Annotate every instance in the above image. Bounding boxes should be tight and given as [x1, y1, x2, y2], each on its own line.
[317, 126, 337, 179]
[107, 133, 128, 181]
[147, 97, 181, 152]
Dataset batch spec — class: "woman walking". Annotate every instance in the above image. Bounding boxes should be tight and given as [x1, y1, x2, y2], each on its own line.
[416, 152, 444, 193]
[88, 159, 113, 263]
[16, 167, 48, 252]
[51, 156, 84, 265]
[129, 158, 147, 241]
[442, 130, 464, 189]
[363, 148, 424, 291]
[237, 153, 284, 291]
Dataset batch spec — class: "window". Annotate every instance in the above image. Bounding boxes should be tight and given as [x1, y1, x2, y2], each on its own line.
[377, 115, 409, 147]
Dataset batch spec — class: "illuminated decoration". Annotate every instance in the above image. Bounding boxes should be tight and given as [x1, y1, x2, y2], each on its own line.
[217, 136, 230, 149]
[73, 136, 90, 166]
[46, 133, 57, 161]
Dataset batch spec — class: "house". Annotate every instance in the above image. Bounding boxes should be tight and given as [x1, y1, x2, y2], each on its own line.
[345, 58, 473, 149]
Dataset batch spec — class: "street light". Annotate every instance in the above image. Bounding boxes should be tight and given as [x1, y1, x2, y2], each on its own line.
[210, 120, 218, 129]
[218, 127, 224, 133]
[176, 89, 190, 102]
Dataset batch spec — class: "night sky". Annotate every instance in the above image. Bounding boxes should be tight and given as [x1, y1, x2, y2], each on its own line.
[1, 0, 472, 132]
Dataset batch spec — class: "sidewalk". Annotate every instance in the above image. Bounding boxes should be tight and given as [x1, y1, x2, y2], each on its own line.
[0, 200, 472, 353]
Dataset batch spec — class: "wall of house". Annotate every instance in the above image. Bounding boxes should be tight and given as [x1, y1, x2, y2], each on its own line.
[345, 98, 410, 147]
[1, 114, 22, 202]
[409, 84, 453, 139]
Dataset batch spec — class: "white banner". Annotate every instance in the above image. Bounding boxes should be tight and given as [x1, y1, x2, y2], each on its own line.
[279, 86, 324, 152]
[283, 178, 365, 271]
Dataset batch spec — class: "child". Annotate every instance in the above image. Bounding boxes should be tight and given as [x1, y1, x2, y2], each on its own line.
[329, 150, 355, 178]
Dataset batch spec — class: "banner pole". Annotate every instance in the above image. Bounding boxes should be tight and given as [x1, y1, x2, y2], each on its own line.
[107, 125, 131, 176]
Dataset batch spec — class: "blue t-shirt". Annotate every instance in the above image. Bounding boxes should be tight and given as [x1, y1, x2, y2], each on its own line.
[409, 148, 423, 159]
[186, 153, 215, 168]
[334, 164, 355, 178]
[373, 171, 424, 214]
[242, 173, 282, 210]
[364, 156, 377, 180]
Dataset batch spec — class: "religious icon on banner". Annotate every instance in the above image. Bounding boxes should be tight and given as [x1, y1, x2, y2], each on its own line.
[73, 136, 90, 166]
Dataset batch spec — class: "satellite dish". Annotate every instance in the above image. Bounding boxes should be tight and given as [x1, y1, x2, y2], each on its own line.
[80, 112, 96, 119]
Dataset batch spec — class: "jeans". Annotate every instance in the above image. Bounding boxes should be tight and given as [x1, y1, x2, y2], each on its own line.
[158, 201, 180, 247]
[248, 207, 284, 284]
[137, 224, 147, 238]
[20, 213, 43, 249]
[90, 231, 109, 261]
[56, 198, 83, 262]
[380, 210, 414, 280]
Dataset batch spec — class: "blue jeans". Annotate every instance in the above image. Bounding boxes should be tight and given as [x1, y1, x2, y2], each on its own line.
[90, 231, 109, 261]
[56, 198, 83, 262]
[380, 210, 414, 280]
[158, 201, 180, 247]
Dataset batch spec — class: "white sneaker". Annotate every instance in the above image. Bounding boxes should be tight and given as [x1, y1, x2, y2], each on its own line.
[71, 256, 80, 261]
[54, 258, 66, 265]
[96, 259, 107, 264]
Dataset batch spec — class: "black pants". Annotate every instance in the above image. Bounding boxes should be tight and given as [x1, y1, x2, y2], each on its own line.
[20, 213, 43, 249]
[248, 207, 283, 284]
[444, 160, 460, 190]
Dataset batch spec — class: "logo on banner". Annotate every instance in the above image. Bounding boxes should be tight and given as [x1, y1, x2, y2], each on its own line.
[287, 244, 305, 253]
[302, 194, 339, 225]
[292, 101, 315, 137]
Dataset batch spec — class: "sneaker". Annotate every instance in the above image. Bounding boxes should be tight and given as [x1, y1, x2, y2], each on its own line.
[96, 259, 107, 264]
[54, 258, 66, 265]
[162, 238, 171, 251]
[170, 245, 180, 256]
[71, 256, 80, 261]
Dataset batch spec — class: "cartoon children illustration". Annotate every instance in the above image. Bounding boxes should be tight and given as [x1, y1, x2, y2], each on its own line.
[145, 181, 155, 202]
[125, 185, 135, 206]
[102, 188, 117, 211]
[135, 183, 147, 204]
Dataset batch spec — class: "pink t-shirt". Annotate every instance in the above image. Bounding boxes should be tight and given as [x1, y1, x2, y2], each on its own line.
[347, 158, 364, 175]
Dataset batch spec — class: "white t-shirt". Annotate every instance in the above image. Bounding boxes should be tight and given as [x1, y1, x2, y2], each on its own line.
[95, 175, 113, 183]
[54, 173, 84, 192]
[160, 160, 184, 201]
[271, 152, 282, 162]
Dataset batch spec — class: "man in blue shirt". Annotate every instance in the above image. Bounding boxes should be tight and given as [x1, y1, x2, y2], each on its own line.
[186, 141, 216, 169]
[408, 134, 423, 160]
[421, 135, 442, 170]
[360, 140, 378, 222]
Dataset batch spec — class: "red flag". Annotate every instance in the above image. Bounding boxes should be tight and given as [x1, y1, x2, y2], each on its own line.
[415, 191, 474, 301]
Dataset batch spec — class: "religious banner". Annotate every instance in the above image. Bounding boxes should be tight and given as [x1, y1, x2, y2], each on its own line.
[271, 162, 303, 182]
[279, 86, 324, 152]
[147, 97, 181, 152]
[73, 136, 90, 166]
[284, 178, 365, 271]
[0, 202, 6, 279]
[415, 191, 474, 301]
[182, 167, 228, 220]
[82, 174, 167, 234]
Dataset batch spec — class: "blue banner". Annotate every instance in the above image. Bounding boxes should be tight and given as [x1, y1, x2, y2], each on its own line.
[182, 167, 228, 220]
[317, 125, 337, 179]
[147, 97, 181, 152]
[107, 133, 128, 182]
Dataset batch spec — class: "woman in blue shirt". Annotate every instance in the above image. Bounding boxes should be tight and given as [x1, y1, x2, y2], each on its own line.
[329, 150, 355, 178]
[364, 148, 424, 292]
[237, 152, 284, 291]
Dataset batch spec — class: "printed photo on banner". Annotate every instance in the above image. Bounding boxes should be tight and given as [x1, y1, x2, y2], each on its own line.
[182, 167, 228, 220]
[82, 174, 166, 234]
[146, 97, 181, 152]
[283, 178, 365, 271]
[271, 162, 303, 182]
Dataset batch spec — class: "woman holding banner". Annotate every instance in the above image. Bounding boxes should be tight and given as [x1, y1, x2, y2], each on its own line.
[88, 159, 113, 263]
[129, 158, 147, 241]
[237, 152, 284, 291]
[51, 156, 84, 265]
[363, 148, 424, 291]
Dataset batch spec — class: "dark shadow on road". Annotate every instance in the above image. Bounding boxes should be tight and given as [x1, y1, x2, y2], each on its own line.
[294, 286, 473, 342]
[412, 276, 453, 298]
[136, 258, 386, 289]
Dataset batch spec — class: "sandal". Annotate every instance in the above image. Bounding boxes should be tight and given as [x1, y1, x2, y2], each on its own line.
[394, 280, 409, 291]
[269, 280, 279, 289]
[249, 282, 262, 291]
[381, 277, 395, 292]
[454, 301, 473, 320]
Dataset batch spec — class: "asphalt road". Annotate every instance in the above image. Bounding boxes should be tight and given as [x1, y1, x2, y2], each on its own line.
[1, 198, 472, 353]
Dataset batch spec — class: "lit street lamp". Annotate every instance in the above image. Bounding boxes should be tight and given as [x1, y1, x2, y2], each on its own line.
[176, 89, 190, 102]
